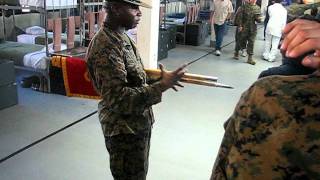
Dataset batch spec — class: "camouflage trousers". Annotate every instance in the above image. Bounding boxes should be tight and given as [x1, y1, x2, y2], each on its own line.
[234, 28, 247, 52]
[236, 29, 257, 55]
[105, 130, 151, 180]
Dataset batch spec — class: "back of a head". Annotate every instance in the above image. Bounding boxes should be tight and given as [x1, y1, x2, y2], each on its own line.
[274, 0, 282, 3]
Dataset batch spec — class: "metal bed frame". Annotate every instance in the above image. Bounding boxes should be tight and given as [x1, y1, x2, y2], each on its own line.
[0, 0, 79, 92]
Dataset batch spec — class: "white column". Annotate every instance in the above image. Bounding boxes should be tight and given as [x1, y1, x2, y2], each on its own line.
[137, 0, 159, 69]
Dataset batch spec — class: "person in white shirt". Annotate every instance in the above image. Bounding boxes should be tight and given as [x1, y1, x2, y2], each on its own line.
[262, 0, 287, 62]
[211, 0, 233, 56]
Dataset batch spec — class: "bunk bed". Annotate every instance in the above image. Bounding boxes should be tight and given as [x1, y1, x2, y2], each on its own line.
[48, 0, 106, 96]
[33, 32, 81, 46]
[0, 0, 79, 92]
[158, 0, 206, 61]
[160, 0, 206, 46]
[17, 30, 81, 48]
[0, 12, 47, 69]
[0, 41, 45, 68]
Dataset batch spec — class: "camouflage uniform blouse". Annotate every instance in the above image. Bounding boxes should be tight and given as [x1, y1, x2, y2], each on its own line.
[286, 3, 320, 23]
[238, 3, 262, 32]
[211, 75, 320, 179]
[86, 26, 163, 137]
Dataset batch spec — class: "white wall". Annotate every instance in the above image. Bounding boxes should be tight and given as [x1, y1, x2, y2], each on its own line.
[137, 0, 160, 69]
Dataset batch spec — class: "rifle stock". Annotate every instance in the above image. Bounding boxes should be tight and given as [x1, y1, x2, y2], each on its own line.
[144, 69, 233, 89]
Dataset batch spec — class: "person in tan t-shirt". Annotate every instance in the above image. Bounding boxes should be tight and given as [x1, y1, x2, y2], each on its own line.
[210, 0, 233, 56]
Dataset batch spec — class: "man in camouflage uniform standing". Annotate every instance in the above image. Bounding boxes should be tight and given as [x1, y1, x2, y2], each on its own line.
[210, 19, 320, 179]
[233, 0, 262, 65]
[86, 0, 187, 179]
[233, 0, 248, 60]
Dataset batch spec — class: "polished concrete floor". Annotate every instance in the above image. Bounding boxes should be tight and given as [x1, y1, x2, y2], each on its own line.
[0, 26, 281, 180]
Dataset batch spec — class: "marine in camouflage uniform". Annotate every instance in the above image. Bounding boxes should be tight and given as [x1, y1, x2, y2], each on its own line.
[86, 1, 186, 179]
[286, 1, 320, 23]
[233, 5, 246, 60]
[235, 0, 262, 65]
[210, 74, 320, 179]
[87, 25, 162, 179]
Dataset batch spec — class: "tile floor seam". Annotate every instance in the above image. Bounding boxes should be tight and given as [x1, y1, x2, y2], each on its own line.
[0, 111, 97, 164]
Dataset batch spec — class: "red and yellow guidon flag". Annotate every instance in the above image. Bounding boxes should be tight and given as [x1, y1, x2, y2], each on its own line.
[60, 56, 101, 99]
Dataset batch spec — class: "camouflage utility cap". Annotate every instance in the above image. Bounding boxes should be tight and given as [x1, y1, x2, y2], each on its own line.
[107, 0, 151, 8]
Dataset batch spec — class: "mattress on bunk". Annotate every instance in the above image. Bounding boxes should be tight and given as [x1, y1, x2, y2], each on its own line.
[52, 46, 87, 58]
[23, 50, 48, 70]
[23, 43, 67, 70]
[0, 41, 44, 66]
[34, 33, 81, 46]
[19, 0, 77, 8]
[17, 34, 42, 44]
[165, 18, 185, 25]
[166, 13, 186, 25]
[0, 0, 20, 6]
